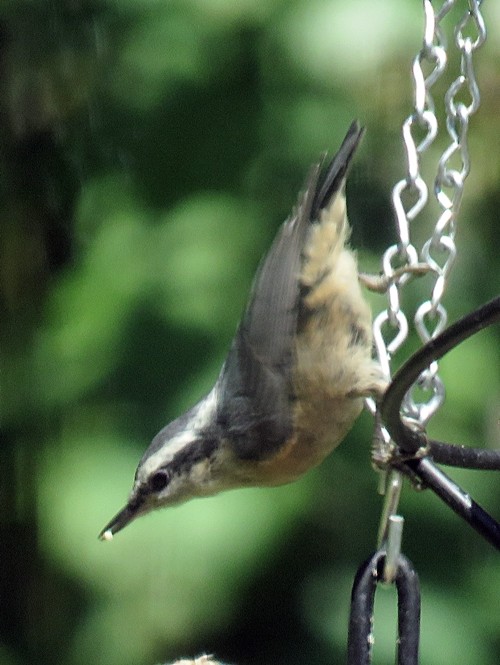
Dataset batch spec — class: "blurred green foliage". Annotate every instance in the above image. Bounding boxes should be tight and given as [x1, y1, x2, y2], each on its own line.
[0, 1, 499, 665]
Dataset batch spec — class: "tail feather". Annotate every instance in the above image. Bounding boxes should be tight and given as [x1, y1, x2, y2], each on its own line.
[311, 120, 364, 220]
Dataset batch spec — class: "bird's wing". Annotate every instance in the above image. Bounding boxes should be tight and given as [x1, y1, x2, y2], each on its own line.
[217, 121, 364, 460]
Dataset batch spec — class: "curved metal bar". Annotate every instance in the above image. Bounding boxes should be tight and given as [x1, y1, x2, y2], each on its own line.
[381, 295, 500, 465]
[347, 551, 420, 665]
[378, 296, 500, 551]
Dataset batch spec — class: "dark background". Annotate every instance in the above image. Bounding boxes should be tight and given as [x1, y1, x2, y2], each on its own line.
[0, 2, 499, 665]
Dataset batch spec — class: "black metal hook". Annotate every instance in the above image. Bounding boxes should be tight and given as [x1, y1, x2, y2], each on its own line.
[347, 550, 420, 665]
[379, 295, 500, 551]
[382, 295, 500, 466]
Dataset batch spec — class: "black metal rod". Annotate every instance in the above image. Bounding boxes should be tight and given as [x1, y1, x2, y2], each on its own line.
[376, 296, 500, 551]
[347, 551, 420, 665]
[427, 439, 500, 470]
[394, 555, 421, 665]
[406, 457, 500, 550]
[381, 295, 500, 467]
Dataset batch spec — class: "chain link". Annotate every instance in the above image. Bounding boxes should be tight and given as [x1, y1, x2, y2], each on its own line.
[373, 0, 486, 429]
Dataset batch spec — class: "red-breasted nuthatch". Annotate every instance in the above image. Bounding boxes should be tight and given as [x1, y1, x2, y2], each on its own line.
[99, 121, 385, 540]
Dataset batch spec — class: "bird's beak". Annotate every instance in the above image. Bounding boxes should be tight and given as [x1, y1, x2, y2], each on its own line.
[98, 497, 143, 541]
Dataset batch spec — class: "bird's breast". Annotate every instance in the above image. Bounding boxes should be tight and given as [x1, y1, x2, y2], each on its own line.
[246, 392, 364, 487]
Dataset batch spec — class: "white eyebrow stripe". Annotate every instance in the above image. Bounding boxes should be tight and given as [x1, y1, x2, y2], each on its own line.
[140, 430, 196, 477]
[139, 385, 220, 478]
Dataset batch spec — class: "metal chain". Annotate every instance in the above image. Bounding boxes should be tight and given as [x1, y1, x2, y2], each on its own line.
[372, 0, 486, 428]
[370, 2, 487, 572]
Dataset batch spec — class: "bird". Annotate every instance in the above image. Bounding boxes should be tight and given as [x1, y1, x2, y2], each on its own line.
[99, 120, 385, 541]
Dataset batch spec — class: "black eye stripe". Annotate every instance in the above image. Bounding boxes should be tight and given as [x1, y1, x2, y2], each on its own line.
[149, 470, 170, 492]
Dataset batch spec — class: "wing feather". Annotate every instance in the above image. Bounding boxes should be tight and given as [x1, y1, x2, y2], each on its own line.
[217, 122, 364, 460]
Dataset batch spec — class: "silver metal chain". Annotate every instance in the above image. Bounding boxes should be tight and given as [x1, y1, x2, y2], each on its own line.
[371, 2, 486, 571]
[372, 0, 486, 428]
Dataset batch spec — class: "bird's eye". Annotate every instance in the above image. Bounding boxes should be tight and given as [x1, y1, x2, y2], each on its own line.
[149, 470, 170, 492]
